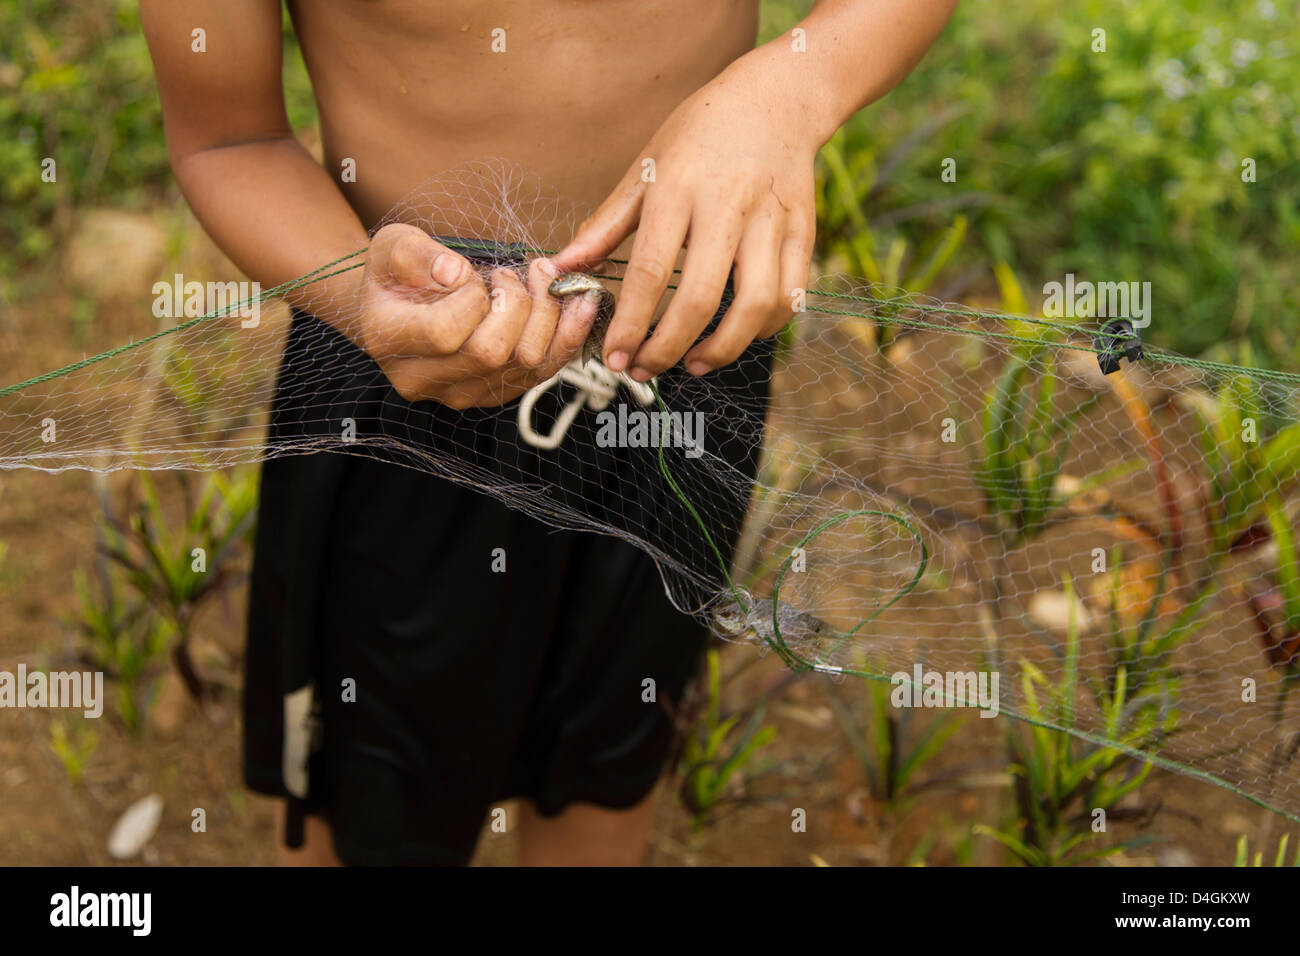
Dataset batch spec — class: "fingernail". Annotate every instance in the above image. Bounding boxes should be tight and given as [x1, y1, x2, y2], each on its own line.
[606, 350, 629, 372]
[629, 367, 653, 383]
[687, 360, 712, 376]
[432, 252, 462, 287]
[538, 257, 559, 279]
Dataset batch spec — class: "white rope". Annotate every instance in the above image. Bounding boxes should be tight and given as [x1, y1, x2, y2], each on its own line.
[517, 357, 656, 450]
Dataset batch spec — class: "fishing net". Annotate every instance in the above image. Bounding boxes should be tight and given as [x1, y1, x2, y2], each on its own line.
[4, 161, 1299, 822]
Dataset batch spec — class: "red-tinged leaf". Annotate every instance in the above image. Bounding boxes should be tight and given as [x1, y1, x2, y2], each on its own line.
[1229, 521, 1272, 554]
[1247, 589, 1300, 669]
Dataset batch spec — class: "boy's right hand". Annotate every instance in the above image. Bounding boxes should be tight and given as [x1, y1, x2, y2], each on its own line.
[350, 224, 599, 409]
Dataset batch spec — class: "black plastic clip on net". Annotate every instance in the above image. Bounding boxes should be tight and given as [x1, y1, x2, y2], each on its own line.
[1094, 318, 1144, 375]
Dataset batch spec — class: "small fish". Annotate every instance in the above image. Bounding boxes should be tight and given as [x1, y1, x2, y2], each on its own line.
[548, 272, 615, 365]
[711, 597, 833, 648]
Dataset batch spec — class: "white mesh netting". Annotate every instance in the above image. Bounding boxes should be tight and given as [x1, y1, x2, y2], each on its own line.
[3, 162, 1299, 821]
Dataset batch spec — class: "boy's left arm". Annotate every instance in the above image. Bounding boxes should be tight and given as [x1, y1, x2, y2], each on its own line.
[554, 0, 959, 381]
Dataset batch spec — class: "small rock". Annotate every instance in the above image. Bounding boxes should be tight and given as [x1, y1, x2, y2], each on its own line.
[1157, 845, 1197, 867]
[1054, 474, 1082, 497]
[3, 766, 28, 787]
[107, 794, 164, 860]
[1027, 590, 1094, 633]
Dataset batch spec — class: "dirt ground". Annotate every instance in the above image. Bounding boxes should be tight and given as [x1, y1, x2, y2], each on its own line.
[0, 209, 1295, 867]
[0, 502, 1285, 868]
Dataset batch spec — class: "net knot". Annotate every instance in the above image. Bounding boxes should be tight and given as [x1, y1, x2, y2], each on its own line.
[516, 357, 656, 450]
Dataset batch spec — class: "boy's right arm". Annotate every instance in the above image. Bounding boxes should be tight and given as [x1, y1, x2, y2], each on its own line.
[140, 0, 596, 408]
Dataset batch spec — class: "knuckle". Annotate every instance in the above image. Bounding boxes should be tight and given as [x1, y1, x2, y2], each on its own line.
[468, 338, 510, 369]
[516, 344, 546, 369]
[464, 282, 492, 314]
[787, 237, 815, 272]
[788, 209, 816, 241]
[496, 288, 525, 316]
[389, 233, 424, 275]
[633, 353, 670, 376]
[635, 337, 677, 369]
[676, 289, 717, 317]
[370, 223, 403, 257]
[389, 373, 423, 404]
[750, 283, 782, 316]
[427, 324, 458, 355]
[626, 258, 670, 288]
[694, 335, 745, 368]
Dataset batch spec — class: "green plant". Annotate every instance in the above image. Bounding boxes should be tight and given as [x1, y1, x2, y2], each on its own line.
[1, 2, 167, 281]
[978, 578, 1163, 866]
[901, 819, 984, 867]
[959, 266, 1121, 547]
[1196, 365, 1300, 555]
[677, 649, 779, 830]
[815, 124, 969, 349]
[0, 0, 317, 290]
[49, 714, 99, 785]
[1246, 508, 1300, 706]
[1090, 547, 1183, 726]
[1195, 364, 1300, 711]
[818, 128, 970, 293]
[823, 0, 1300, 364]
[100, 468, 257, 701]
[70, 567, 168, 733]
[1234, 833, 1299, 867]
[968, 349, 1105, 545]
[825, 670, 964, 814]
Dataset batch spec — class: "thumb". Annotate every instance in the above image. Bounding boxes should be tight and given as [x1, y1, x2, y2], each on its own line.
[369, 223, 474, 297]
[552, 169, 646, 272]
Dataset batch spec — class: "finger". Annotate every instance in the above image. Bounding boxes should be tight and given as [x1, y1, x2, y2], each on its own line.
[363, 274, 490, 362]
[421, 277, 494, 355]
[771, 214, 815, 337]
[601, 198, 689, 372]
[433, 375, 485, 411]
[462, 267, 533, 372]
[370, 223, 475, 299]
[544, 290, 601, 369]
[400, 276, 492, 357]
[514, 258, 564, 369]
[384, 354, 461, 404]
[630, 208, 747, 380]
[684, 211, 785, 373]
[551, 165, 646, 272]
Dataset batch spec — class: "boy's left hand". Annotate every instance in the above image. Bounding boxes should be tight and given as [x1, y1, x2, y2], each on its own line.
[552, 53, 819, 381]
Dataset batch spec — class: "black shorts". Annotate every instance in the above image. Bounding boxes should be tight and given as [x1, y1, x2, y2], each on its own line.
[243, 271, 772, 865]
